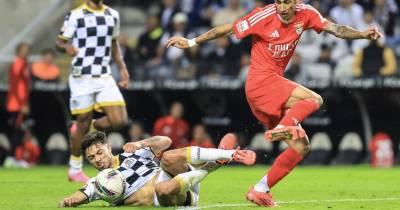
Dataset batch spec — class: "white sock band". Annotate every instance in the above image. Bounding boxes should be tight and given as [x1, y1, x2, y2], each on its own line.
[254, 175, 270, 192]
[188, 146, 235, 164]
[69, 155, 83, 173]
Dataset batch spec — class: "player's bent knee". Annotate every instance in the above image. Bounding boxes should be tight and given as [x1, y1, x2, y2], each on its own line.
[161, 150, 183, 168]
[160, 152, 175, 169]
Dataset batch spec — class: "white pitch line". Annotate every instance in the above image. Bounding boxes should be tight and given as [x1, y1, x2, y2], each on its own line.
[178, 197, 400, 210]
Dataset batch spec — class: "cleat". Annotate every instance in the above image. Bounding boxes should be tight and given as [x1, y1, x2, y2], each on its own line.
[246, 187, 277, 207]
[232, 150, 256, 166]
[264, 126, 305, 142]
[217, 133, 237, 165]
[68, 170, 90, 183]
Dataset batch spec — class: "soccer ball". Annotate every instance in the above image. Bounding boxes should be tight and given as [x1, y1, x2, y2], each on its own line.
[94, 168, 126, 202]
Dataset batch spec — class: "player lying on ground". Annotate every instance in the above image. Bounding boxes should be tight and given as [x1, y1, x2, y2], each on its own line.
[59, 132, 255, 207]
[166, 0, 382, 207]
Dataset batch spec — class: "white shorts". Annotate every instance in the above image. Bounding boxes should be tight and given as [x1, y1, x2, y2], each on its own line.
[68, 75, 125, 115]
[154, 168, 200, 207]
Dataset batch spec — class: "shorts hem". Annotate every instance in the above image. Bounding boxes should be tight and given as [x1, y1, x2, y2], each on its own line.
[71, 106, 94, 115]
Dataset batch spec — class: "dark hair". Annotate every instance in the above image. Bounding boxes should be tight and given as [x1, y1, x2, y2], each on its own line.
[41, 48, 56, 56]
[81, 131, 107, 155]
[15, 42, 30, 55]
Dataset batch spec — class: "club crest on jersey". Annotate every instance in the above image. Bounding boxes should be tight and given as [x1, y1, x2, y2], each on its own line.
[294, 21, 304, 35]
[124, 159, 136, 168]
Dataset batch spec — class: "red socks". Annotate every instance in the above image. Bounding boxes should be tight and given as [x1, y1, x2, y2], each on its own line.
[267, 148, 303, 188]
[279, 99, 320, 126]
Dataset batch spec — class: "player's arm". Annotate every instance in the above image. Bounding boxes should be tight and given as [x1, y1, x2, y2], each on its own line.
[111, 39, 130, 89]
[323, 21, 382, 40]
[123, 136, 172, 155]
[166, 23, 234, 49]
[56, 12, 78, 57]
[58, 191, 88, 208]
[55, 38, 78, 57]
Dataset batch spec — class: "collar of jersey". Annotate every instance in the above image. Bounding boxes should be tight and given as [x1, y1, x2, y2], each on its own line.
[112, 155, 120, 169]
[83, 3, 106, 13]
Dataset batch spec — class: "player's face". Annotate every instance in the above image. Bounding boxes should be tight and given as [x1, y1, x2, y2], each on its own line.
[170, 103, 183, 119]
[275, 0, 297, 21]
[85, 143, 113, 170]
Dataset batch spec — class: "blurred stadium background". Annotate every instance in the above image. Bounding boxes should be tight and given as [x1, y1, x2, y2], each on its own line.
[0, 0, 399, 169]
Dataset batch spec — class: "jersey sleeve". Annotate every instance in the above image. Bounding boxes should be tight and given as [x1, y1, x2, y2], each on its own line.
[59, 12, 77, 40]
[79, 178, 101, 202]
[233, 7, 267, 39]
[305, 5, 328, 34]
[134, 147, 156, 159]
[112, 12, 120, 39]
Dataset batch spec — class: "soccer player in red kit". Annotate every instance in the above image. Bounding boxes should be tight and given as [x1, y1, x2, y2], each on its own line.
[166, 0, 382, 207]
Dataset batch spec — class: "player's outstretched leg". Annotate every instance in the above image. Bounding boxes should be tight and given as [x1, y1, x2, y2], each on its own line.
[161, 145, 256, 172]
[161, 133, 256, 177]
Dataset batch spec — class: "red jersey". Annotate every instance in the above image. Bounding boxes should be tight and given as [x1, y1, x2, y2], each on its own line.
[233, 3, 327, 77]
[7, 57, 30, 112]
[153, 116, 190, 149]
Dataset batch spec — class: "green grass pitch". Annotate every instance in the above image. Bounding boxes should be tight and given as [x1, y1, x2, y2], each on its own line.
[1, 165, 399, 210]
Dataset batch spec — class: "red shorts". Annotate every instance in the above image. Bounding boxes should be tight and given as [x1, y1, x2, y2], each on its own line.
[245, 74, 299, 129]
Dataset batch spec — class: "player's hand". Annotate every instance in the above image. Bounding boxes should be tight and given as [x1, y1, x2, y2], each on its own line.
[123, 142, 142, 153]
[59, 197, 77, 208]
[58, 199, 66, 208]
[66, 46, 78, 57]
[166, 36, 190, 49]
[118, 69, 130, 89]
[362, 27, 383, 40]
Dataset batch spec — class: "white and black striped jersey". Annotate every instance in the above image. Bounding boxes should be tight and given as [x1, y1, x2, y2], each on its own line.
[79, 147, 160, 205]
[58, 3, 119, 77]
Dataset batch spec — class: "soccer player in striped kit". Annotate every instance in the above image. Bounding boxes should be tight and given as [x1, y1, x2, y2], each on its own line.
[56, 0, 129, 182]
[166, 0, 382, 206]
[59, 132, 255, 207]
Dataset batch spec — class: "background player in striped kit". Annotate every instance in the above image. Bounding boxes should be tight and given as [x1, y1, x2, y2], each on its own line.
[59, 132, 255, 207]
[56, 0, 129, 182]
